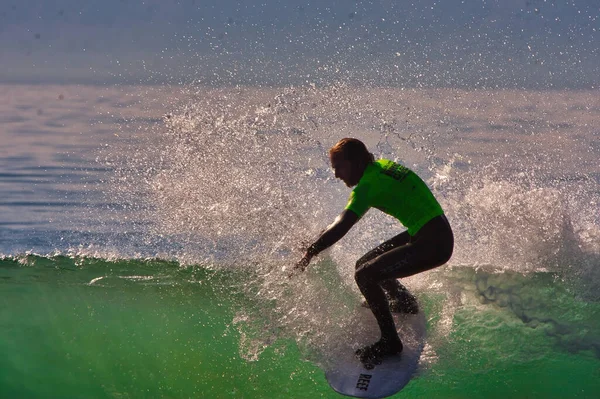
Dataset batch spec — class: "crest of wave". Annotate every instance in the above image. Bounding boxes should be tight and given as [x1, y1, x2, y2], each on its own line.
[438, 161, 600, 280]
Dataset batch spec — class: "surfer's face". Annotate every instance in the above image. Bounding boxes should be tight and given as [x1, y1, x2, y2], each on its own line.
[331, 155, 360, 187]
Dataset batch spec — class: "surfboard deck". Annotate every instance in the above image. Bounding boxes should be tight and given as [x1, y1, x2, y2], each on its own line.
[324, 308, 427, 399]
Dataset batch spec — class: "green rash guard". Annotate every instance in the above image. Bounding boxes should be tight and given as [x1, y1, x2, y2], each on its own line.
[345, 159, 444, 236]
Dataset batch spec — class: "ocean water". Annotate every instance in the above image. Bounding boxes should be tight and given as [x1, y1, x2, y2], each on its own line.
[1, 83, 600, 398]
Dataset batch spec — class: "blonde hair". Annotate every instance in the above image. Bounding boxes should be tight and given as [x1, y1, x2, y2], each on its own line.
[329, 138, 374, 165]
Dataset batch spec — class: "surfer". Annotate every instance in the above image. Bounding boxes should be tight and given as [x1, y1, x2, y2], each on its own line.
[294, 138, 453, 367]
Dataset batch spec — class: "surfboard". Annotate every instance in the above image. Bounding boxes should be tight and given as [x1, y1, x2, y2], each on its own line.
[324, 307, 427, 399]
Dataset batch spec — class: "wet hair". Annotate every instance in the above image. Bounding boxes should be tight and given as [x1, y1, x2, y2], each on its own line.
[329, 138, 375, 166]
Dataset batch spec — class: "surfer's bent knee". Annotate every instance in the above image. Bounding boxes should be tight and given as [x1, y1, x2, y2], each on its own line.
[354, 266, 366, 285]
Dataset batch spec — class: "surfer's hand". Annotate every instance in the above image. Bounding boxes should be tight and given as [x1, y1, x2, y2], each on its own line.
[297, 254, 312, 271]
[289, 253, 312, 278]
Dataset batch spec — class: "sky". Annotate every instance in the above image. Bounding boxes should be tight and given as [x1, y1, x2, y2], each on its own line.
[1, 0, 599, 87]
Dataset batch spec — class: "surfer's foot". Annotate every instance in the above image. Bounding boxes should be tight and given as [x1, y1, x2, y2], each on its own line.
[355, 338, 403, 370]
[361, 292, 419, 314]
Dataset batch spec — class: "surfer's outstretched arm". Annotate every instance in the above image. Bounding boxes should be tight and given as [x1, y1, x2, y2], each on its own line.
[294, 210, 359, 272]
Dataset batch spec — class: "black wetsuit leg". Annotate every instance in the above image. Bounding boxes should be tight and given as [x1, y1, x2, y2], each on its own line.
[355, 215, 454, 341]
[355, 231, 413, 300]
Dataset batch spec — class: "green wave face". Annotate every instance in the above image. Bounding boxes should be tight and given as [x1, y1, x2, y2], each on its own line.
[1, 255, 599, 399]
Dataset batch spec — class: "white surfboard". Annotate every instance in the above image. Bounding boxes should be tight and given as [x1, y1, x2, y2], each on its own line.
[324, 308, 427, 399]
